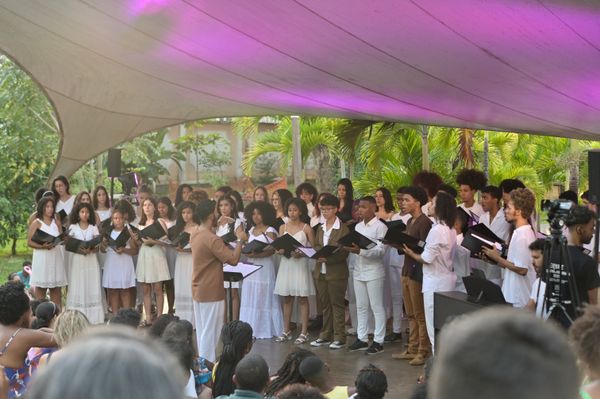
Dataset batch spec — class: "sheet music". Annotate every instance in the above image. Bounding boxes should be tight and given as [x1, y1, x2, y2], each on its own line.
[296, 247, 316, 258]
[223, 262, 262, 278]
[471, 233, 502, 250]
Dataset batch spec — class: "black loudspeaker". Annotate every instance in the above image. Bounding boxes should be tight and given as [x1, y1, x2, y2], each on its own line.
[589, 150, 600, 204]
[107, 148, 122, 178]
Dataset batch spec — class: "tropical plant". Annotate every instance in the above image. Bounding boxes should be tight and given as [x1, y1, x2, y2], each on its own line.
[171, 131, 231, 185]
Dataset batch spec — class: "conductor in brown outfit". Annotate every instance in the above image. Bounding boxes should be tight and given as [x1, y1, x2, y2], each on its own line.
[190, 199, 247, 363]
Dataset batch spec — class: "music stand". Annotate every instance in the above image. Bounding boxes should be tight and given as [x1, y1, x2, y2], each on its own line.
[463, 276, 508, 305]
[223, 263, 263, 322]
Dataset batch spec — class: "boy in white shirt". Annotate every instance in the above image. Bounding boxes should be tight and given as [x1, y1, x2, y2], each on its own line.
[456, 169, 487, 225]
[525, 239, 548, 318]
[482, 188, 537, 308]
[344, 196, 388, 355]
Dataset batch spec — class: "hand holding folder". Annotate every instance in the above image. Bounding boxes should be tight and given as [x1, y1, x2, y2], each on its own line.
[139, 221, 167, 240]
[107, 229, 131, 250]
[338, 230, 376, 250]
[296, 245, 340, 259]
[65, 235, 102, 254]
[461, 223, 506, 259]
[270, 234, 305, 258]
[32, 229, 65, 247]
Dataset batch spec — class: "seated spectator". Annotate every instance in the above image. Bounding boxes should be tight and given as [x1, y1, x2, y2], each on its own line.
[27, 326, 184, 399]
[278, 384, 326, 399]
[109, 308, 141, 329]
[430, 308, 578, 399]
[265, 348, 317, 397]
[148, 314, 178, 337]
[0, 282, 55, 398]
[161, 338, 211, 399]
[570, 305, 600, 399]
[299, 355, 355, 399]
[16, 261, 32, 290]
[28, 301, 60, 372]
[39, 310, 90, 366]
[215, 354, 271, 398]
[212, 320, 254, 397]
[352, 364, 388, 399]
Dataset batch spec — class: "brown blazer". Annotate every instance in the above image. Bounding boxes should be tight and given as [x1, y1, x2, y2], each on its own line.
[313, 221, 350, 281]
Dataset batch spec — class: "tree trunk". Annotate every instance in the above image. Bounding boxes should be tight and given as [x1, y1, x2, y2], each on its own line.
[421, 125, 429, 171]
[314, 145, 334, 193]
[11, 237, 17, 256]
[483, 131, 489, 179]
[95, 153, 104, 186]
[568, 163, 579, 193]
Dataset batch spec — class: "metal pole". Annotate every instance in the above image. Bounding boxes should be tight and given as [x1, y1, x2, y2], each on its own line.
[291, 116, 302, 186]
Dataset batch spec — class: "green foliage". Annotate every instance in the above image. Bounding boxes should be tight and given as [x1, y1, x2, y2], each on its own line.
[171, 131, 231, 185]
[0, 56, 59, 254]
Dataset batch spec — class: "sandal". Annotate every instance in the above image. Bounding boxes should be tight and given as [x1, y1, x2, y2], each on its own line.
[294, 333, 309, 345]
[139, 320, 153, 328]
[275, 331, 292, 342]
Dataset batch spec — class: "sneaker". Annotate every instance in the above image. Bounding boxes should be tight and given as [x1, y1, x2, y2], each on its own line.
[384, 332, 401, 343]
[366, 342, 384, 355]
[348, 339, 369, 351]
[329, 341, 346, 350]
[409, 354, 427, 366]
[310, 338, 331, 347]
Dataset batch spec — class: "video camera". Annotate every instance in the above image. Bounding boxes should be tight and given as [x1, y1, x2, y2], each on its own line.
[541, 199, 574, 233]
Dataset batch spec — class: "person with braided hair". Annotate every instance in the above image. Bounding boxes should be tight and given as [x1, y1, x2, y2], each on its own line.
[211, 320, 254, 398]
[265, 348, 317, 397]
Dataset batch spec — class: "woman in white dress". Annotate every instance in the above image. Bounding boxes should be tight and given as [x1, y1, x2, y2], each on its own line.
[216, 196, 243, 320]
[239, 201, 284, 339]
[66, 203, 104, 324]
[274, 198, 316, 344]
[134, 197, 170, 326]
[295, 182, 318, 219]
[27, 196, 67, 307]
[158, 196, 177, 315]
[52, 175, 74, 226]
[101, 208, 138, 317]
[173, 201, 197, 323]
[93, 186, 112, 230]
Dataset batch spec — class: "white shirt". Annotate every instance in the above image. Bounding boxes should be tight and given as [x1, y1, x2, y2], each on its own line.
[387, 213, 411, 267]
[502, 224, 536, 308]
[530, 278, 549, 318]
[56, 195, 75, 215]
[459, 202, 485, 223]
[420, 222, 457, 293]
[477, 208, 512, 281]
[353, 217, 388, 281]
[454, 233, 471, 293]
[320, 217, 341, 274]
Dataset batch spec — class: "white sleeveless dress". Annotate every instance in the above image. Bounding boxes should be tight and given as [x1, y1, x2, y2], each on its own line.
[30, 219, 67, 288]
[66, 224, 104, 324]
[274, 225, 316, 297]
[217, 219, 242, 289]
[136, 223, 170, 283]
[174, 242, 194, 323]
[239, 227, 284, 339]
[102, 229, 136, 289]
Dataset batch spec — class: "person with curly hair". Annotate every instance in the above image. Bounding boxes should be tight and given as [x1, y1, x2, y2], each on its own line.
[570, 305, 600, 399]
[265, 348, 317, 397]
[211, 320, 254, 397]
[0, 282, 56, 398]
[456, 168, 487, 225]
[412, 171, 443, 217]
[482, 188, 537, 308]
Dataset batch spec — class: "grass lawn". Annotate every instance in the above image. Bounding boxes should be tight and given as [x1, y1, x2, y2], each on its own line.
[0, 238, 32, 279]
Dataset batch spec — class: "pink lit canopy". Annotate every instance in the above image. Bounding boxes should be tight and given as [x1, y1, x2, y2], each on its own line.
[0, 0, 599, 176]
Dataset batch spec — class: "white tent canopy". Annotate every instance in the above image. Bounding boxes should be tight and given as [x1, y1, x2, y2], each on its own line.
[1, 0, 599, 177]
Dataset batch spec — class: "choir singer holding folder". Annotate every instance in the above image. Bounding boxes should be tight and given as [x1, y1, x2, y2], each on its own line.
[190, 199, 248, 363]
[309, 194, 350, 350]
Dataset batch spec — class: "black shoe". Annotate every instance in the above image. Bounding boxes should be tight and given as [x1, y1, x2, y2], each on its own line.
[348, 339, 369, 351]
[366, 342, 384, 355]
[384, 332, 401, 343]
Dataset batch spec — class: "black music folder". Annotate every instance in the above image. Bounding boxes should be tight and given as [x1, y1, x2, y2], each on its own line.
[100, 218, 112, 232]
[170, 231, 190, 248]
[220, 223, 238, 244]
[296, 245, 340, 259]
[380, 218, 407, 231]
[107, 229, 130, 249]
[338, 230, 376, 250]
[32, 229, 65, 246]
[56, 209, 68, 223]
[461, 223, 506, 258]
[241, 240, 270, 254]
[65, 235, 103, 253]
[386, 231, 426, 254]
[139, 221, 167, 240]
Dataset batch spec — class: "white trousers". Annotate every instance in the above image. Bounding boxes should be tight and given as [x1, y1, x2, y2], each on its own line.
[347, 267, 374, 332]
[423, 291, 435, 354]
[389, 265, 404, 333]
[354, 277, 386, 344]
[193, 299, 225, 363]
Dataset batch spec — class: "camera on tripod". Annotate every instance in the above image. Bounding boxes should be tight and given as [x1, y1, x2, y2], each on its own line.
[541, 199, 574, 232]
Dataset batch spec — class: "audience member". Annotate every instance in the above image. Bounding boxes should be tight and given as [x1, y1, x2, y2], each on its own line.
[27, 327, 184, 399]
[352, 364, 388, 399]
[215, 354, 271, 398]
[109, 308, 142, 329]
[299, 355, 355, 399]
[212, 320, 254, 397]
[265, 348, 316, 397]
[278, 384, 326, 399]
[30, 301, 59, 330]
[430, 308, 579, 399]
[39, 310, 90, 366]
[570, 305, 600, 399]
[148, 314, 179, 337]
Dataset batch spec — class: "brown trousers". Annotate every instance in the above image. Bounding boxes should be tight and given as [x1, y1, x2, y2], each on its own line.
[401, 276, 431, 356]
[316, 274, 347, 343]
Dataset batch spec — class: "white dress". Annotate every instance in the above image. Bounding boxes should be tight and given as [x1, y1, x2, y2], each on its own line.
[30, 219, 67, 288]
[102, 229, 136, 289]
[56, 196, 74, 279]
[136, 223, 170, 283]
[66, 224, 104, 324]
[239, 227, 284, 339]
[97, 209, 112, 223]
[174, 243, 194, 323]
[274, 225, 316, 297]
[217, 219, 242, 289]
[164, 220, 177, 279]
